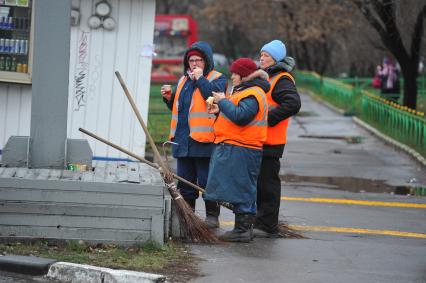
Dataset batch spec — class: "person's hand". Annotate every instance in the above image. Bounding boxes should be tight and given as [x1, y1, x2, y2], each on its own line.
[207, 103, 220, 114]
[193, 67, 203, 80]
[161, 85, 172, 101]
[212, 91, 226, 102]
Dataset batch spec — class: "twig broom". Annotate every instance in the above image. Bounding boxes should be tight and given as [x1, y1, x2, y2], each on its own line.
[79, 128, 219, 243]
[114, 71, 220, 243]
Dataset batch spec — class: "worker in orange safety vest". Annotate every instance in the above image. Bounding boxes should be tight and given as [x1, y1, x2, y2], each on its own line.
[253, 40, 301, 238]
[161, 41, 227, 229]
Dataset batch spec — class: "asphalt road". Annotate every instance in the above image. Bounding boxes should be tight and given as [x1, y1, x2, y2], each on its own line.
[0, 271, 58, 283]
[189, 92, 426, 283]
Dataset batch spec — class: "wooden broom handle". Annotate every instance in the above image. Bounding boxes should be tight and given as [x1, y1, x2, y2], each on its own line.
[79, 127, 206, 193]
[115, 71, 169, 173]
[113, 72, 234, 211]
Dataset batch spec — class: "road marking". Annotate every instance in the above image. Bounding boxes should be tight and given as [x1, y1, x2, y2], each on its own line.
[281, 196, 426, 209]
[291, 225, 426, 239]
[219, 222, 426, 239]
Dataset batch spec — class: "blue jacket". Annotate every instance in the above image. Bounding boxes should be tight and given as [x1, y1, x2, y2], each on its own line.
[205, 73, 270, 205]
[164, 42, 227, 158]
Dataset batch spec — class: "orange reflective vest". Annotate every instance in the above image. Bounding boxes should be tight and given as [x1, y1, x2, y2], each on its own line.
[214, 86, 268, 149]
[169, 70, 223, 143]
[265, 72, 296, 145]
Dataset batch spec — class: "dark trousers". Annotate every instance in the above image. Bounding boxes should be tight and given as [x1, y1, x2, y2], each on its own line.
[255, 156, 281, 233]
[177, 157, 220, 217]
[177, 157, 209, 199]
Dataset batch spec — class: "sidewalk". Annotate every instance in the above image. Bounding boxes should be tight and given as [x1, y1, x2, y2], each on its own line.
[282, 92, 426, 187]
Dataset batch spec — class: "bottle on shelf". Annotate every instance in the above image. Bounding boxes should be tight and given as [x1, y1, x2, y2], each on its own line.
[4, 38, 9, 53]
[4, 56, 10, 71]
[0, 56, 4, 71]
[14, 38, 19, 53]
[7, 16, 12, 29]
[10, 39, 15, 53]
[23, 39, 27, 54]
[10, 56, 16, 71]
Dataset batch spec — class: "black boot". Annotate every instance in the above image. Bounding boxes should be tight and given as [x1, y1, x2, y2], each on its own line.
[204, 200, 220, 228]
[219, 214, 254, 243]
[184, 198, 196, 212]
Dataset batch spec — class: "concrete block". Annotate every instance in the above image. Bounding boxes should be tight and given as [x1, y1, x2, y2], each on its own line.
[47, 262, 166, 283]
[66, 139, 93, 169]
[1, 136, 29, 167]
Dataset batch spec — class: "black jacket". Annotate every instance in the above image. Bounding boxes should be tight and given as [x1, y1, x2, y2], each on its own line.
[263, 59, 301, 157]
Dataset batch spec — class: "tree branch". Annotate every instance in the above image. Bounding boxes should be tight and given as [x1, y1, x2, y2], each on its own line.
[410, 4, 426, 63]
[352, 0, 387, 39]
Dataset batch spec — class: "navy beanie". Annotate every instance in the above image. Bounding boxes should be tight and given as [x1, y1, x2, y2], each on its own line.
[261, 40, 286, 62]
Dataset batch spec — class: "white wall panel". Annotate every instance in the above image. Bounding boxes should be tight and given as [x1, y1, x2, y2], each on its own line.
[0, 84, 31, 150]
[1, 0, 155, 159]
[67, 0, 155, 159]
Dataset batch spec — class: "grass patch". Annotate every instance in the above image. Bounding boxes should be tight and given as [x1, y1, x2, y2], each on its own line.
[148, 84, 172, 146]
[147, 84, 173, 157]
[0, 239, 200, 282]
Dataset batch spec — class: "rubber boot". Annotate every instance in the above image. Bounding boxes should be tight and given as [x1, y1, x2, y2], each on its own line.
[184, 198, 196, 212]
[204, 200, 220, 228]
[219, 214, 254, 243]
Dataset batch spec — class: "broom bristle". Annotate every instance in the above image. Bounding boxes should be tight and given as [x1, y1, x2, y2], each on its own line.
[167, 183, 219, 243]
[173, 197, 220, 243]
[278, 221, 307, 239]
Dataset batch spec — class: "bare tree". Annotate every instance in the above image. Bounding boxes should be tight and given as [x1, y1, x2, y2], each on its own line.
[352, 0, 426, 109]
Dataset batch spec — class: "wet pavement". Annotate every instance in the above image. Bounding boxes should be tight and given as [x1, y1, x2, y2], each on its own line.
[188, 92, 426, 283]
[0, 271, 58, 283]
[282, 93, 426, 188]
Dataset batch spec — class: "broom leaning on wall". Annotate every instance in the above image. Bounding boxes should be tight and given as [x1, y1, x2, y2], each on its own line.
[116, 71, 223, 242]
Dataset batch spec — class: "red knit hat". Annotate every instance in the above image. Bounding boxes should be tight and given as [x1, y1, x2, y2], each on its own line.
[230, 58, 258, 78]
[187, 50, 204, 60]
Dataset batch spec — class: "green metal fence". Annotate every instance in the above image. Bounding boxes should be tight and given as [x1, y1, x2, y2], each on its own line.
[297, 71, 426, 157]
[360, 92, 425, 155]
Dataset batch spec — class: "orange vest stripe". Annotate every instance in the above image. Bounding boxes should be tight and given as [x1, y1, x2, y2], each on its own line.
[169, 70, 223, 142]
[265, 72, 295, 145]
[214, 86, 268, 149]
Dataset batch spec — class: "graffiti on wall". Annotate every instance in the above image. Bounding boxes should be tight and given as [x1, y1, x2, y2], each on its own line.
[74, 31, 90, 111]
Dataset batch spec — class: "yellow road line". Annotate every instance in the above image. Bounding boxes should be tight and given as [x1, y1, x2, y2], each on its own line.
[281, 196, 426, 209]
[218, 221, 426, 239]
[291, 225, 426, 239]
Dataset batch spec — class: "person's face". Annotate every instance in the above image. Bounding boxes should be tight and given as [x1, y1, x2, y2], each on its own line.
[188, 55, 205, 71]
[231, 73, 242, 86]
[259, 51, 276, 69]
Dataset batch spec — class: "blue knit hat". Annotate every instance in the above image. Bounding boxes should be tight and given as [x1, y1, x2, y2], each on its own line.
[261, 40, 286, 62]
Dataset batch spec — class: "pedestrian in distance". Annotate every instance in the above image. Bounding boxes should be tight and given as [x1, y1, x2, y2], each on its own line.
[372, 65, 382, 89]
[378, 56, 400, 103]
[161, 41, 227, 228]
[205, 58, 270, 243]
[254, 39, 301, 238]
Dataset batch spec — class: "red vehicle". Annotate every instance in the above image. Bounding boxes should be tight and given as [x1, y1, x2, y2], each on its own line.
[151, 14, 198, 83]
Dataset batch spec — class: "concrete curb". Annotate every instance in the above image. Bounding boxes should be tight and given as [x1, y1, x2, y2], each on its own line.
[0, 255, 57, 276]
[47, 262, 167, 283]
[301, 89, 426, 168]
[0, 255, 167, 283]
